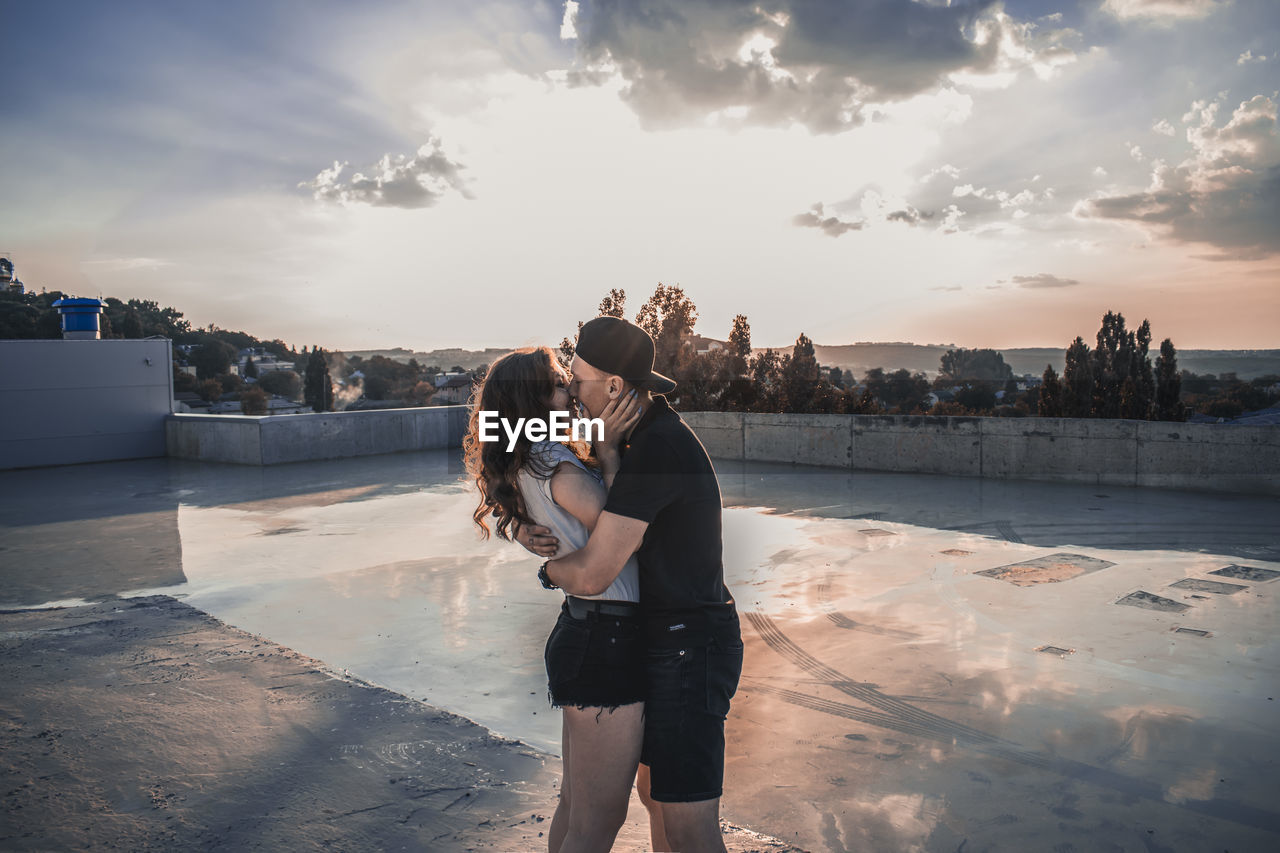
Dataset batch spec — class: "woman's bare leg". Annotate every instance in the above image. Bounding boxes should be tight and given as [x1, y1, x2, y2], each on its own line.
[549, 714, 571, 853]
[636, 762, 671, 852]
[558, 702, 645, 853]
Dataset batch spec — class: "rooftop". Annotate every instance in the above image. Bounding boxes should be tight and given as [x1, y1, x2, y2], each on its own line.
[2, 451, 1278, 850]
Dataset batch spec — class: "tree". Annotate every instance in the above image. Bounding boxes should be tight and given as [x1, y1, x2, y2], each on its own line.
[938, 348, 1014, 384]
[1090, 311, 1153, 420]
[598, 288, 626, 318]
[244, 355, 259, 379]
[240, 386, 269, 415]
[955, 382, 996, 413]
[722, 314, 755, 411]
[198, 379, 223, 403]
[122, 309, 144, 339]
[305, 349, 334, 412]
[727, 315, 751, 372]
[864, 368, 929, 413]
[635, 283, 697, 377]
[1038, 365, 1062, 417]
[257, 369, 302, 400]
[173, 366, 199, 394]
[191, 340, 237, 380]
[1154, 338, 1186, 421]
[782, 332, 820, 412]
[748, 348, 783, 412]
[1062, 336, 1094, 418]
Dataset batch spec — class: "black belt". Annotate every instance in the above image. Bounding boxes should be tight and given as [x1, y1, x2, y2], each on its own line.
[565, 596, 640, 620]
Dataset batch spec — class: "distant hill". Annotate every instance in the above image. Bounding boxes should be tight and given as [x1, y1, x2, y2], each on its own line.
[794, 344, 1280, 380]
[342, 347, 513, 371]
[346, 342, 1280, 381]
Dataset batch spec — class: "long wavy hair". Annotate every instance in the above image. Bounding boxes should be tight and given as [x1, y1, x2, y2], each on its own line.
[463, 346, 594, 540]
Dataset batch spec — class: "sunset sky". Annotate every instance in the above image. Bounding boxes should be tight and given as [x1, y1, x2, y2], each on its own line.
[4, 0, 1277, 351]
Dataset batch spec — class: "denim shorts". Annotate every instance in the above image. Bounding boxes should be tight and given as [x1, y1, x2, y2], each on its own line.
[639, 633, 744, 803]
[544, 600, 645, 710]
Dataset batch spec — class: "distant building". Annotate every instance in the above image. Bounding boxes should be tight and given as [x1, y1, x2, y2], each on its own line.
[433, 372, 473, 405]
[237, 347, 294, 376]
[926, 389, 956, 407]
[0, 255, 25, 294]
[205, 395, 308, 415]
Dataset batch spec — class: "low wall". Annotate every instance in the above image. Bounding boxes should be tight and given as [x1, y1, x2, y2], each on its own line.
[681, 412, 1280, 496]
[166, 406, 469, 465]
[1, 339, 174, 470]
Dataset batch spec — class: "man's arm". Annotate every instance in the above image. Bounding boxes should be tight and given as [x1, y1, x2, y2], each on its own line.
[545, 510, 648, 596]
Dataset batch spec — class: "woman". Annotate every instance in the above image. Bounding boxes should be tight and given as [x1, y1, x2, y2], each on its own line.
[463, 346, 647, 853]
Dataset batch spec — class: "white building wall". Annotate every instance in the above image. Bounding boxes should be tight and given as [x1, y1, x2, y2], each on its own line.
[0, 339, 174, 469]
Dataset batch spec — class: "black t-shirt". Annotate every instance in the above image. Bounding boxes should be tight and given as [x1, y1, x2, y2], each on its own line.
[604, 396, 738, 645]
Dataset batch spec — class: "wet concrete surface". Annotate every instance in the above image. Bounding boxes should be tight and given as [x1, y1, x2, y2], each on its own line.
[2, 450, 1278, 851]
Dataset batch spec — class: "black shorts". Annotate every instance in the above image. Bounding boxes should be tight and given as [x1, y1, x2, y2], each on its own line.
[639, 633, 744, 803]
[544, 600, 645, 710]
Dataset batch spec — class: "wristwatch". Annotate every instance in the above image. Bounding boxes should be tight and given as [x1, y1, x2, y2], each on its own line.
[538, 561, 559, 590]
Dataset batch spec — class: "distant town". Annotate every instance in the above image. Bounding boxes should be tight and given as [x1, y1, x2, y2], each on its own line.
[2, 259, 1277, 425]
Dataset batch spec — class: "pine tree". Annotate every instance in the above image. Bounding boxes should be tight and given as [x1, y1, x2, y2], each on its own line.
[1154, 338, 1186, 421]
[304, 349, 334, 412]
[244, 355, 259, 379]
[782, 332, 820, 412]
[1038, 364, 1062, 417]
[1062, 337, 1094, 418]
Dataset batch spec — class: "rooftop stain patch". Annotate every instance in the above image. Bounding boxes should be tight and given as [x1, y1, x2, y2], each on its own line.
[941, 549, 973, 557]
[1169, 578, 1247, 595]
[859, 528, 896, 537]
[1116, 591, 1191, 613]
[1035, 645, 1074, 656]
[977, 553, 1116, 587]
[1173, 627, 1213, 637]
[1210, 565, 1280, 582]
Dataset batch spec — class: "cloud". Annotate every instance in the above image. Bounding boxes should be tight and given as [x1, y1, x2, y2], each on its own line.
[1102, 0, 1223, 22]
[792, 202, 864, 237]
[887, 206, 935, 226]
[302, 138, 472, 209]
[1153, 119, 1176, 136]
[930, 285, 963, 292]
[561, 1, 580, 40]
[1237, 49, 1268, 65]
[1011, 273, 1081, 288]
[1079, 94, 1280, 257]
[563, 0, 1079, 132]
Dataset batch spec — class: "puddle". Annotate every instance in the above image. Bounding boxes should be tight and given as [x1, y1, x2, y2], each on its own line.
[977, 553, 1116, 586]
[1115, 590, 1191, 613]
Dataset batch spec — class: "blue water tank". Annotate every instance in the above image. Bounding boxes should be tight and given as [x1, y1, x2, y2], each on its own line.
[51, 297, 106, 340]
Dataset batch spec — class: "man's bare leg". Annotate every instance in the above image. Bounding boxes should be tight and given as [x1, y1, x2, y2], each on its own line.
[635, 762, 670, 852]
[660, 798, 726, 853]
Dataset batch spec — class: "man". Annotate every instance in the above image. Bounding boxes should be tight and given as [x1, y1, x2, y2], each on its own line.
[518, 316, 743, 853]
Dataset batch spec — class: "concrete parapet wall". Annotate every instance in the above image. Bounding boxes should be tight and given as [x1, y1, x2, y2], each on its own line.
[681, 412, 1279, 495]
[166, 406, 469, 465]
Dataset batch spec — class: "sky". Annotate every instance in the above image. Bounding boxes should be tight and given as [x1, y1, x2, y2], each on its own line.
[2, 0, 1278, 351]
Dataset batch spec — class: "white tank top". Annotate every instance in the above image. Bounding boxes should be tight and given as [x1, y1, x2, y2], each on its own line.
[516, 441, 640, 603]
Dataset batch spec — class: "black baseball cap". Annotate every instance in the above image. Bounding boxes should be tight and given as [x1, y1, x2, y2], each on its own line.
[574, 316, 677, 394]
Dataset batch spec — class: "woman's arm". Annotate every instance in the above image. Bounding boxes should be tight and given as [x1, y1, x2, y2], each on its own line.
[549, 462, 608, 533]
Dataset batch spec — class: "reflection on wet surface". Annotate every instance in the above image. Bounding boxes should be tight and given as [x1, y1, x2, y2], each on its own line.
[2, 450, 1278, 851]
